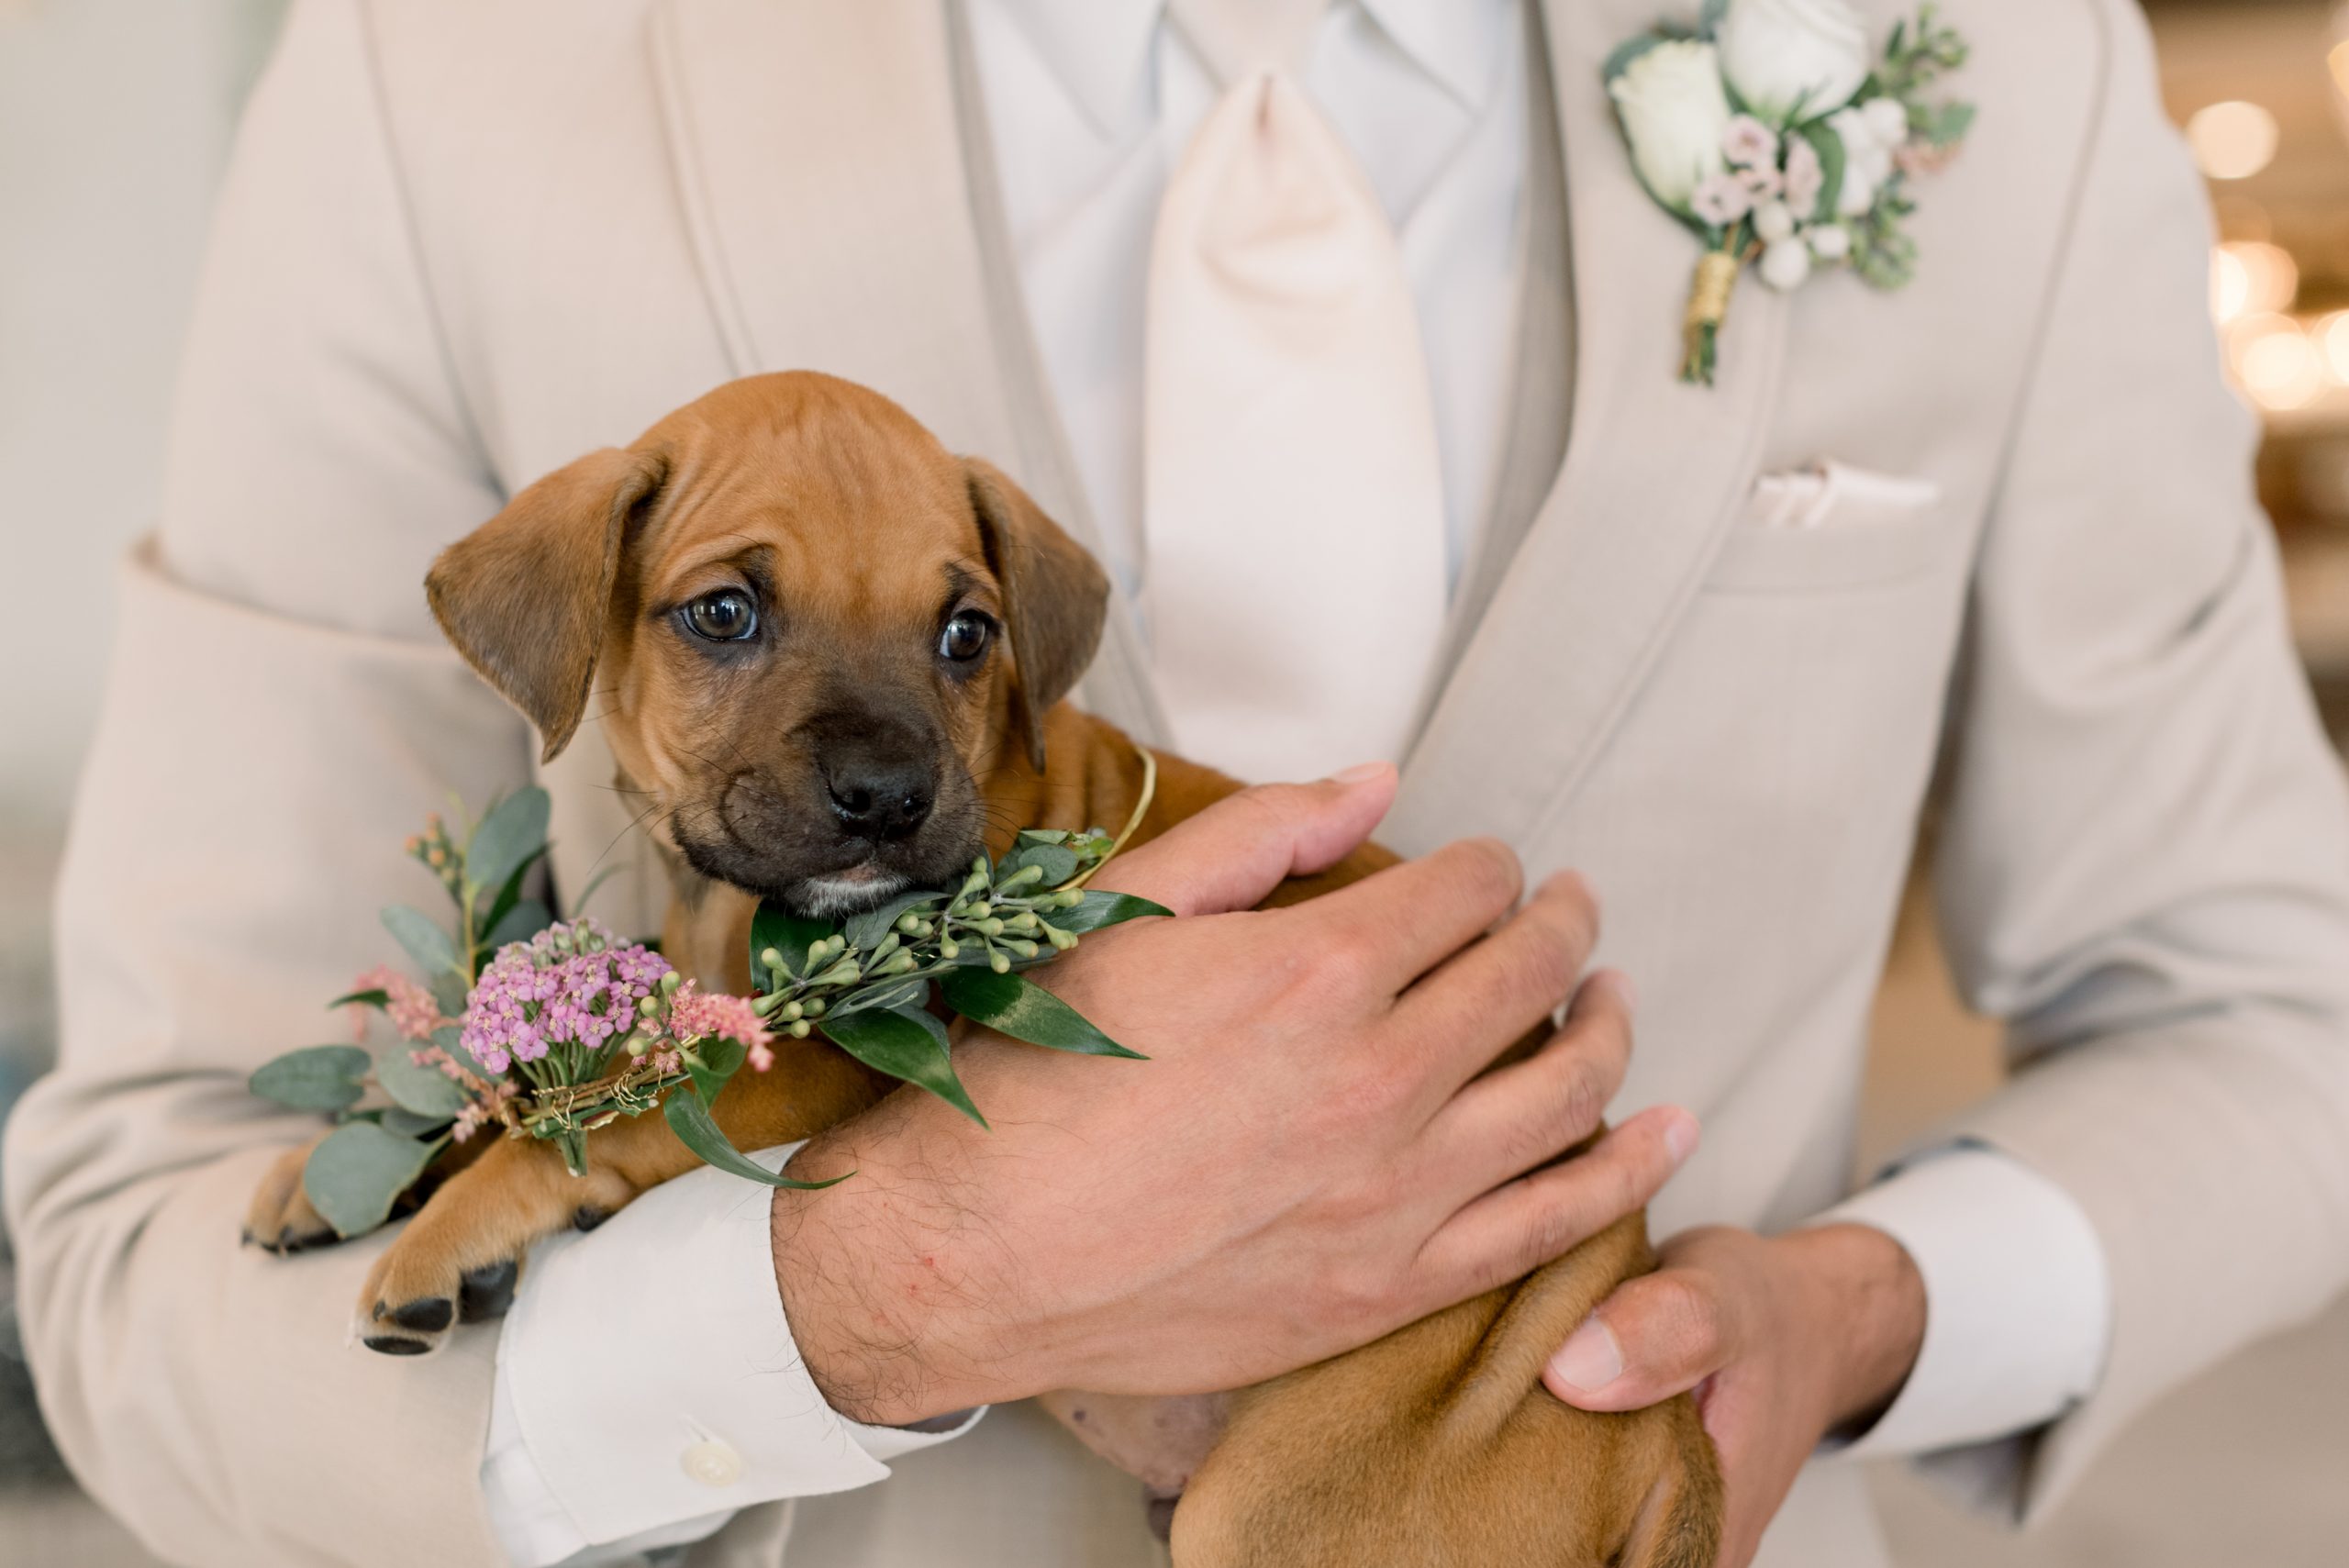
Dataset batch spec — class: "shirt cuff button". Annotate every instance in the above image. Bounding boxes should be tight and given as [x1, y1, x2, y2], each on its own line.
[681, 1438, 744, 1487]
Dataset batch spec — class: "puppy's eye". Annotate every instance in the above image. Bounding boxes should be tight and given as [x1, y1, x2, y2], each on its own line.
[683, 589, 758, 642]
[939, 609, 994, 662]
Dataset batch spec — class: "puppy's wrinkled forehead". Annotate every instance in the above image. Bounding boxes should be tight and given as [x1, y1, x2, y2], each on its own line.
[639, 376, 989, 624]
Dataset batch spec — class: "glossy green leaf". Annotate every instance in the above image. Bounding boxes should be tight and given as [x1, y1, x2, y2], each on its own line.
[483, 896, 551, 954]
[843, 891, 941, 952]
[820, 1006, 985, 1127]
[940, 969, 1144, 1059]
[468, 787, 551, 902]
[1798, 119, 1847, 222]
[328, 988, 391, 1012]
[662, 1084, 848, 1189]
[687, 1035, 747, 1104]
[302, 1122, 440, 1239]
[375, 1046, 469, 1118]
[382, 904, 460, 979]
[1055, 891, 1173, 936]
[249, 1045, 371, 1112]
[750, 900, 835, 987]
[476, 851, 549, 949]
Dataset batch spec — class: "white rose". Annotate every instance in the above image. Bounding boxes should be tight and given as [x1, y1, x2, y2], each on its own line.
[1826, 104, 1898, 216]
[1717, 0, 1871, 127]
[1609, 40, 1733, 210]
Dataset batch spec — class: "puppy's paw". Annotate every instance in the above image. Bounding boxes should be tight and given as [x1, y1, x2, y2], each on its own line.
[353, 1139, 636, 1356]
[244, 1137, 339, 1255]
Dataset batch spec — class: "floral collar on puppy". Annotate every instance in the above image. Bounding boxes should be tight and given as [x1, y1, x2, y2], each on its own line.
[1606, 0, 1974, 384]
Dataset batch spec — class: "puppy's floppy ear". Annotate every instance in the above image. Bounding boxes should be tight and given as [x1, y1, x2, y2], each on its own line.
[426, 446, 667, 763]
[964, 457, 1109, 773]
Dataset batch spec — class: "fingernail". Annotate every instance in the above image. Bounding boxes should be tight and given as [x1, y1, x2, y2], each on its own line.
[1664, 1110, 1700, 1165]
[1329, 762, 1387, 784]
[1598, 968, 1636, 1012]
[1549, 1317, 1622, 1393]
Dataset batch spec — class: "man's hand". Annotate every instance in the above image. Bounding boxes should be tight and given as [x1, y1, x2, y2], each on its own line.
[772, 764, 1698, 1426]
[1543, 1224, 1928, 1568]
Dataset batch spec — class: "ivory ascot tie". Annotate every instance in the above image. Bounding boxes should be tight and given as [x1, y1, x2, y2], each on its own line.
[1142, 0, 1450, 783]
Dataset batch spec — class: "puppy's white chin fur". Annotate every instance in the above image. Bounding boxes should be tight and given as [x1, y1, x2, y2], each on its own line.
[789, 869, 913, 919]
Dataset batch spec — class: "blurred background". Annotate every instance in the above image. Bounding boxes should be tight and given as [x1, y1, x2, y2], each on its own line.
[2, 0, 2345, 1562]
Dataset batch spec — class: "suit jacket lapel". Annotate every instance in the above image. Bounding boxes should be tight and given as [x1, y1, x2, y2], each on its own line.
[652, 0, 1167, 743]
[1388, 0, 1792, 854]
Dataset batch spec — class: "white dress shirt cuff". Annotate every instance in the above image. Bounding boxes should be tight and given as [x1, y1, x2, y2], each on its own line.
[481, 1143, 984, 1567]
[1810, 1145, 2110, 1460]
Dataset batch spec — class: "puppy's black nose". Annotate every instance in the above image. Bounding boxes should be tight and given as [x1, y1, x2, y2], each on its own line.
[826, 759, 934, 841]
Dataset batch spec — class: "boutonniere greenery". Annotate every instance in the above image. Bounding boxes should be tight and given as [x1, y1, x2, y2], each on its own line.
[248, 780, 1165, 1240]
[1606, 0, 1974, 384]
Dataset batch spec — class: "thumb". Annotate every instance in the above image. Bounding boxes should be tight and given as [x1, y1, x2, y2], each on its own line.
[1542, 1265, 1738, 1414]
[1089, 762, 1397, 917]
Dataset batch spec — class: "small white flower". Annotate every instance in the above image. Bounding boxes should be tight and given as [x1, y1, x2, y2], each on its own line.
[1691, 172, 1755, 228]
[1759, 238, 1814, 291]
[1807, 222, 1854, 261]
[1862, 95, 1911, 148]
[1717, 0, 1872, 128]
[1753, 201, 1798, 245]
[1826, 104, 1898, 216]
[1609, 41, 1735, 210]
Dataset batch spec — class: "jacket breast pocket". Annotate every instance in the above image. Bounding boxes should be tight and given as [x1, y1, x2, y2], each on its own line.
[1704, 462, 1957, 595]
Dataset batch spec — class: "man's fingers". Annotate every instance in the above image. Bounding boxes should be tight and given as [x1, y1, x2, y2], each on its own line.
[1087, 764, 1398, 917]
[1298, 840, 1551, 990]
[1414, 967, 1634, 1173]
[1411, 1105, 1698, 1308]
[1542, 1253, 1741, 1413]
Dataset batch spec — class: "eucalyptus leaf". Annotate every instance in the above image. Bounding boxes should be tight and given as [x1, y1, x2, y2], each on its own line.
[843, 890, 942, 952]
[328, 988, 391, 1012]
[998, 842, 1079, 888]
[249, 1045, 371, 1112]
[483, 896, 551, 954]
[468, 787, 551, 901]
[382, 904, 461, 979]
[940, 969, 1144, 1059]
[375, 1047, 470, 1118]
[381, 1106, 452, 1140]
[302, 1122, 440, 1239]
[1055, 891, 1174, 936]
[820, 1006, 985, 1127]
[429, 971, 470, 1020]
[750, 900, 834, 986]
[662, 1085, 849, 1189]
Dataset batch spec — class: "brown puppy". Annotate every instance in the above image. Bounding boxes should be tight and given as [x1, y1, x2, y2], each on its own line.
[246, 373, 1719, 1567]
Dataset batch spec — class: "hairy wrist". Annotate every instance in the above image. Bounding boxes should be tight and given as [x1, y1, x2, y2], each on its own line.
[1776, 1222, 1927, 1431]
[769, 1122, 1018, 1427]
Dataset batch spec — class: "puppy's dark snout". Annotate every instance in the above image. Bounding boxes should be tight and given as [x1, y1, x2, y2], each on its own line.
[823, 751, 935, 842]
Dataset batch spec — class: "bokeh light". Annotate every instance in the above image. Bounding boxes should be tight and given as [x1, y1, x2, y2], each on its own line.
[2188, 100, 2281, 180]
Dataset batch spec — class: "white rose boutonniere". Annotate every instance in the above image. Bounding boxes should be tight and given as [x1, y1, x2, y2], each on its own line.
[1604, 0, 1975, 384]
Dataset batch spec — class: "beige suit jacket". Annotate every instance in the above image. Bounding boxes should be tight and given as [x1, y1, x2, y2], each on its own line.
[9, 1, 2349, 1565]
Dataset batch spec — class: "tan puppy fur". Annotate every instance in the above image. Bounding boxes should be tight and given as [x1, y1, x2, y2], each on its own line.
[250, 373, 1719, 1566]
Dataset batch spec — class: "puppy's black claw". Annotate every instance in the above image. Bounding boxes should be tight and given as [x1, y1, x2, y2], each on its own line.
[459, 1259, 520, 1322]
[362, 1335, 433, 1357]
[383, 1296, 455, 1333]
[573, 1205, 610, 1232]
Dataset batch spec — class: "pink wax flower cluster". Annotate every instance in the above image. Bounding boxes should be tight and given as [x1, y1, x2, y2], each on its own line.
[458, 917, 674, 1075]
[348, 965, 451, 1045]
[666, 981, 775, 1073]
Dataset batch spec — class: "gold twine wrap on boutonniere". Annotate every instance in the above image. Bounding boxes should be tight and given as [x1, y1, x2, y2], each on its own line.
[1682, 249, 1743, 384]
